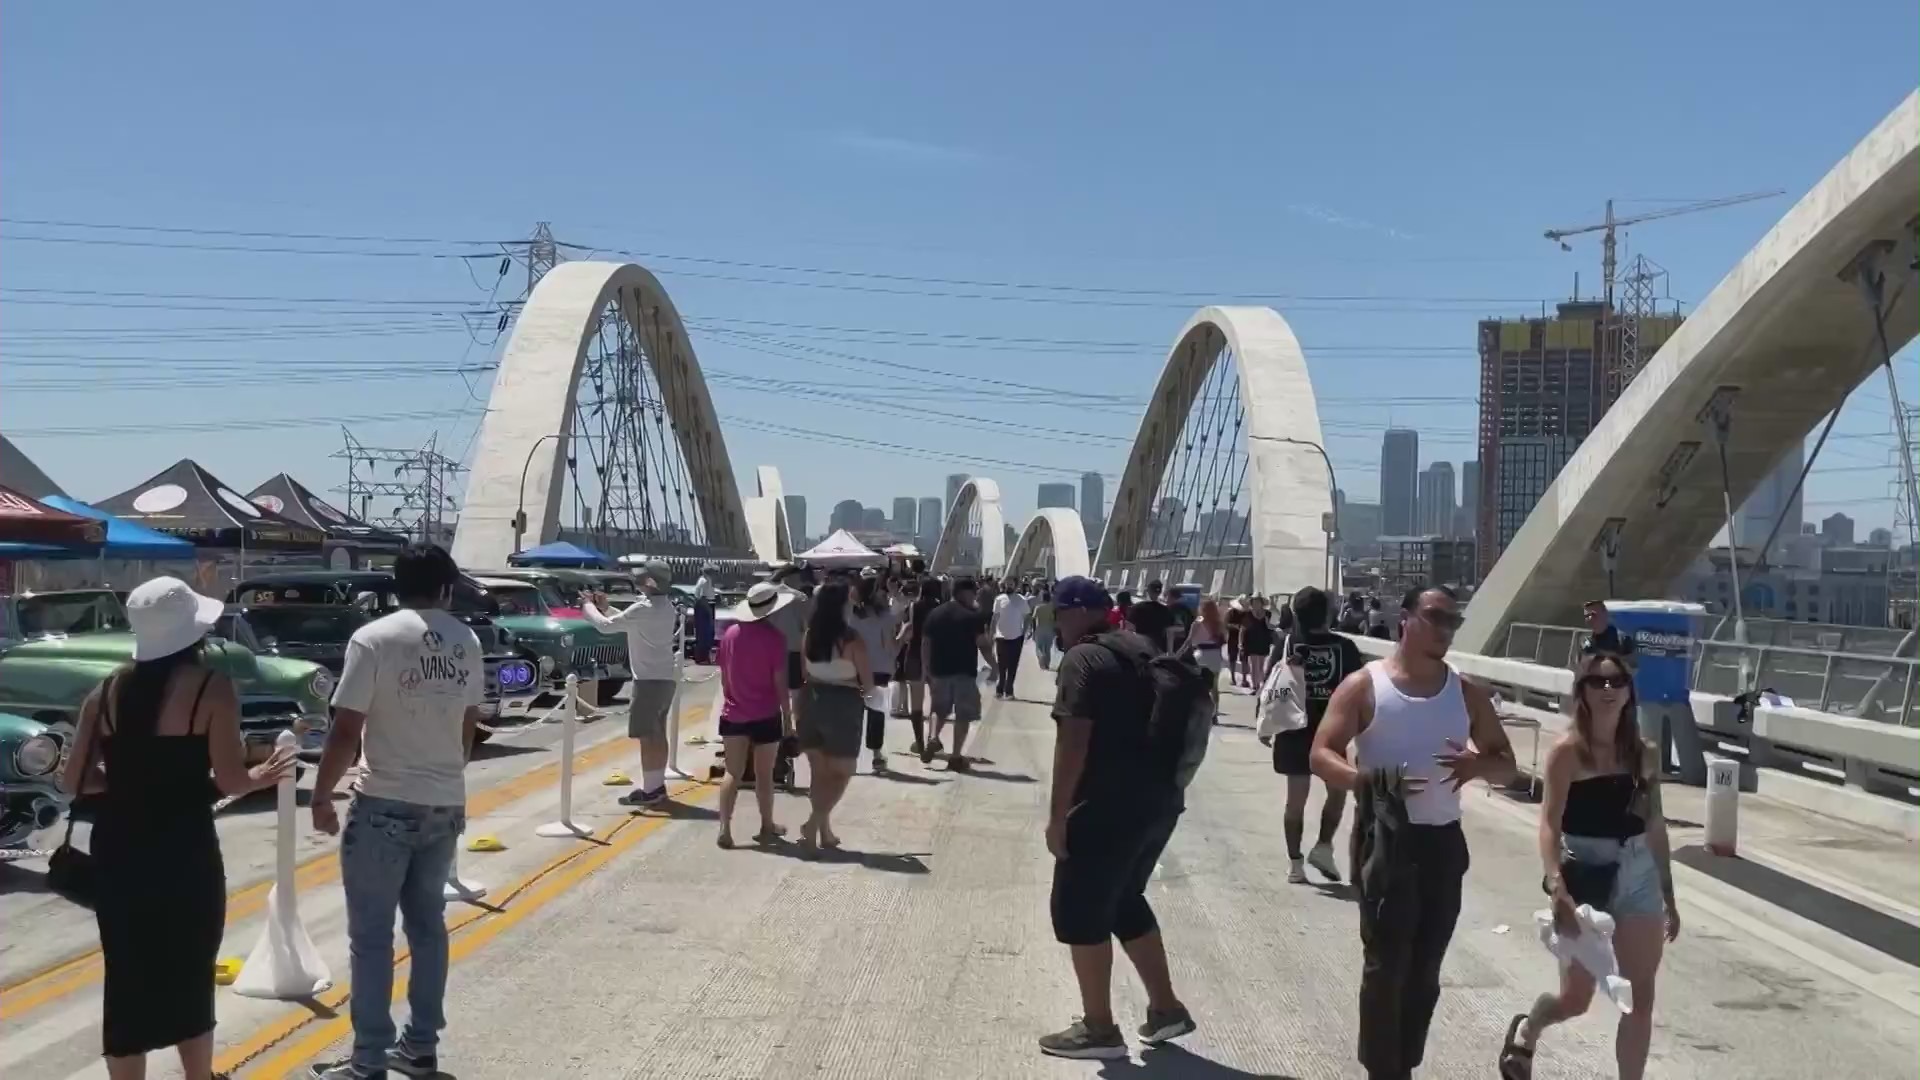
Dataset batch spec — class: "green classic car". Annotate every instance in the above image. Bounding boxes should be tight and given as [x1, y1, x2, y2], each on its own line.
[0, 589, 334, 764]
[470, 574, 630, 700]
[0, 709, 66, 849]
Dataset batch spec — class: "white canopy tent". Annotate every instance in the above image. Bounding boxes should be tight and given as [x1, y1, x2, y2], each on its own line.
[796, 529, 886, 569]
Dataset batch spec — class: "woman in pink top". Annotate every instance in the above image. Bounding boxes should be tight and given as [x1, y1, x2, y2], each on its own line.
[715, 583, 796, 849]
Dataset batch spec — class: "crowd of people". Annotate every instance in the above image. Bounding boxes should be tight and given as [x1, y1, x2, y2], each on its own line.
[53, 542, 1677, 1080]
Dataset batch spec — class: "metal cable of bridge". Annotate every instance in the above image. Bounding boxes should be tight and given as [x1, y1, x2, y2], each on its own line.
[1142, 334, 1252, 567]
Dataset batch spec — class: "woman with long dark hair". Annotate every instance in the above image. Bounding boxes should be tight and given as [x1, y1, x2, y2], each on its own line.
[798, 581, 873, 856]
[59, 577, 293, 1080]
[850, 575, 899, 774]
[1499, 652, 1679, 1080]
[899, 576, 942, 755]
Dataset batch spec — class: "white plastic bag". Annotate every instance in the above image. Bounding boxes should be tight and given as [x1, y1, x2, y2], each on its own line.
[1255, 663, 1307, 737]
[1534, 905, 1634, 1013]
[889, 680, 911, 718]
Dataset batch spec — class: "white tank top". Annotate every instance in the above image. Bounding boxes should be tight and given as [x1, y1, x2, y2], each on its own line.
[1353, 660, 1469, 825]
[805, 655, 859, 686]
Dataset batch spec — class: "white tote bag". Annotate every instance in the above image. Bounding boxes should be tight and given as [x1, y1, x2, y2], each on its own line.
[889, 679, 912, 718]
[1255, 662, 1307, 737]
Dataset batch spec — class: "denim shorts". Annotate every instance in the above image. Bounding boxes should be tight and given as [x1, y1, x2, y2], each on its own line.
[1562, 833, 1664, 917]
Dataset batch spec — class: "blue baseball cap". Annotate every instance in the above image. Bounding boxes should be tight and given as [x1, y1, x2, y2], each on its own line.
[1052, 576, 1113, 613]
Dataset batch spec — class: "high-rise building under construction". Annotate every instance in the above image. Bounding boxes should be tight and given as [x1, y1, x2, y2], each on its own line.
[1475, 300, 1683, 577]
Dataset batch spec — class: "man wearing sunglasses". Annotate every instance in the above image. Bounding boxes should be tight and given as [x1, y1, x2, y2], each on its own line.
[1311, 585, 1518, 1080]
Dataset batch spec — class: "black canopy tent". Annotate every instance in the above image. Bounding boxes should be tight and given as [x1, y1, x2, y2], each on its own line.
[248, 473, 408, 553]
[96, 459, 326, 551]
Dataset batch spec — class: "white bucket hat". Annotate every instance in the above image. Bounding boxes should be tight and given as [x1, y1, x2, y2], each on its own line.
[125, 576, 225, 661]
[730, 581, 796, 623]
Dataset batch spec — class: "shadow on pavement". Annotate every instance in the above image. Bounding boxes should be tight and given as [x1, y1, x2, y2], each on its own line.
[631, 800, 720, 821]
[1309, 881, 1357, 902]
[472, 740, 544, 761]
[871, 769, 946, 786]
[1100, 1044, 1300, 1079]
[961, 766, 1036, 783]
[748, 840, 932, 874]
[0, 863, 55, 895]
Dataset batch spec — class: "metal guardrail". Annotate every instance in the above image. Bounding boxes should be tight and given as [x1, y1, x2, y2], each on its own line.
[1099, 557, 1254, 597]
[1369, 631, 1920, 803]
[1503, 621, 1919, 727]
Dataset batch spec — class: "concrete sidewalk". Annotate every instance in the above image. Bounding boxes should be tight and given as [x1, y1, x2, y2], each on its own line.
[257, 657, 1917, 1080]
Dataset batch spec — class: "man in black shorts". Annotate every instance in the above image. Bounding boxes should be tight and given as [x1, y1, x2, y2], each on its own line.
[1276, 585, 1363, 884]
[919, 577, 993, 771]
[1039, 577, 1195, 1060]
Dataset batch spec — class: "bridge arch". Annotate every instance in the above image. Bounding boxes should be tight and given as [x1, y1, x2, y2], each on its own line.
[930, 477, 1005, 575]
[1007, 508, 1091, 581]
[451, 261, 750, 569]
[1461, 92, 1920, 652]
[742, 465, 793, 563]
[1098, 305, 1331, 600]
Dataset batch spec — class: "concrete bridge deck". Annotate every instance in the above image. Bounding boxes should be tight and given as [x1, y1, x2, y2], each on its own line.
[1, 658, 1914, 1078]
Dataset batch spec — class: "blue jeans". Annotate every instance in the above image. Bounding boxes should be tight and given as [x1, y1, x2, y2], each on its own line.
[340, 795, 465, 1073]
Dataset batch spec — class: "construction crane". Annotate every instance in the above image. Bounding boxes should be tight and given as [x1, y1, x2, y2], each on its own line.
[1546, 191, 1784, 393]
[1545, 191, 1784, 308]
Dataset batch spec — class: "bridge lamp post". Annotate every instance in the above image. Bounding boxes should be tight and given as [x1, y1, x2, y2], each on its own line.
[513, 432, 568, 556]
[1249, 435, 1339, 592]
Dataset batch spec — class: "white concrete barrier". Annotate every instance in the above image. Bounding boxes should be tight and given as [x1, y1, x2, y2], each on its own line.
[232, 731, 332, 999]
[535, 675, 595, 839]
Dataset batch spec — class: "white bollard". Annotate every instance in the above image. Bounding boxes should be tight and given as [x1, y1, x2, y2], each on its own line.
[233, 731, 332, 999]
[1705, 755, 1740, 857]
[443, 845, 488, 901]
[535, 675, 595, 839]
[665, 619, 692, 780]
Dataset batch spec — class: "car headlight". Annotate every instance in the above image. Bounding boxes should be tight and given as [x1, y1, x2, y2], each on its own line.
[538, 655, 556, 675]
[14, 733, 61, 776]
[309, 669, 336, 702]
[558, 633, 574, 650]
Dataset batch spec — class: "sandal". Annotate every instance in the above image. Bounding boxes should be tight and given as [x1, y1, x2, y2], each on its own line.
[716, 834, 735, 850]
[1498, 1013, 1534, 1079]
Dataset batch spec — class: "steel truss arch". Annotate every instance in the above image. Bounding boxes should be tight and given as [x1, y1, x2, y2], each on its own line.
[930, 477, 1005, 575]
[1007, 509, 1092, 581]
[451, 261, 750, 569]
[1461, 92, 1920, 651]
[1098, 306, 1331, 600]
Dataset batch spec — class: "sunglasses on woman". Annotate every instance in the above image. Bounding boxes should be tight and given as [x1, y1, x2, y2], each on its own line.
[1580, 673, 1631, 690]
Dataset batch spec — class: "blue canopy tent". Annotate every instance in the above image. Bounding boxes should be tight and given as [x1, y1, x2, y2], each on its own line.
[0, 496, 196, 561]
[508, 540, 613, 569]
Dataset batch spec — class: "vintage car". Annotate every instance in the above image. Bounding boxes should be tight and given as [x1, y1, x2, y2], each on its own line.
[470, 575, 630, 700]
[226, 571, 542, 729]
[483, 566, 641, 612]
[0, 588, 333, 765]
[0, 709, 65, 850]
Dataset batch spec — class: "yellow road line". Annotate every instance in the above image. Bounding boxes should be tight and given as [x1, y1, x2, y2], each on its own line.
[0, 709, 701, 1019]
[222, 776, 721, 1077]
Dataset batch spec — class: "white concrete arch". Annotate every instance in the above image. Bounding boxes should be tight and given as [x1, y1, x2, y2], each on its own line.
[742, 465, 792, 563]
[1098, 306, 1331, 600]
[451, 261, 750, 569]
[1461, 91, 1920, 652]
[1007, 508, 1092, 581]
[930, 477, 1006, 574]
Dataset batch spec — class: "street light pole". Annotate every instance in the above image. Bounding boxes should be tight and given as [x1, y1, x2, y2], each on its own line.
[514, 432, 566, 556]
[1249, 435, 1340, 591]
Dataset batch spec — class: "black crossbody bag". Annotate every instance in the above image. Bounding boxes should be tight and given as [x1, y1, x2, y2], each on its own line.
[46, 679, 111, 908]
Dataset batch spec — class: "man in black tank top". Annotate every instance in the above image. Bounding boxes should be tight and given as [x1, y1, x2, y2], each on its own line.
[1310, 585, 1518, 1080]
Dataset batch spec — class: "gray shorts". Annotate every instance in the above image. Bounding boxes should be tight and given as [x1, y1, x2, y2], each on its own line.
[627, 679, 676, 740]
[929, 673, 982, 722]
[799, 683, 865, 759]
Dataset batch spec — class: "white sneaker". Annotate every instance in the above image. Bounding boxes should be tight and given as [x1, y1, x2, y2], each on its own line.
[1286, 859, 1308, 884]
[1307, 842, 1342, 883]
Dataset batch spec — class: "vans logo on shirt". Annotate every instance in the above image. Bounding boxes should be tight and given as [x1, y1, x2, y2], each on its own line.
[416, 651, 468, 687]
[422, 629, 445, 652]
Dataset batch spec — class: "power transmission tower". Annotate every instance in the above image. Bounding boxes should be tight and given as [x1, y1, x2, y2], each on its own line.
[1615, 253, 1666, 394]
[525, 221, 560, 295]
[334, 429, 467, 544]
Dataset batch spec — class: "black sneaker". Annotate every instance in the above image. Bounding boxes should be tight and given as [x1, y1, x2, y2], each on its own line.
[1138, 1004, 1197, 1044]
[386, 1045, 437, 1077]
[618, 787, 667, 808]
[308, 1060, 384, 1079]
[1038, 1017, 1127, 1059]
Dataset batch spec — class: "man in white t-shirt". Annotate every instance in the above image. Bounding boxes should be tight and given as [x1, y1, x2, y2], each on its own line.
[584, 560, 681, 808]
[990, 579, 1031, 700]
[309, 544, 485, 1080]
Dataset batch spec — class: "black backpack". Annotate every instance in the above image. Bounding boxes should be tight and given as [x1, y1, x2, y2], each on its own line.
[1094, 631, 1214, 790]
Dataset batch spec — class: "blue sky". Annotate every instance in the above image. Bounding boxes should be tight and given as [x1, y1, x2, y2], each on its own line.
[3, 2, 1915, 540]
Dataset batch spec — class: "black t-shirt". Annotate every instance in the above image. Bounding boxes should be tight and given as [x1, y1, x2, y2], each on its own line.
[1127, 600, 1175, 649]
[907, 595, 940, 650]
[1224, 607, 1247, 635]
[1283, 629, 1365, 723]
[922, 600, 986, 678]
[1241, 615, 1276, 652]
[1582, 624, 1636, 659]
[1051, 633, 1172, 804]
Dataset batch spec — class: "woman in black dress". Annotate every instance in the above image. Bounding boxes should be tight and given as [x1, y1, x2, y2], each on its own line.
[59, 577, 291, 1080]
